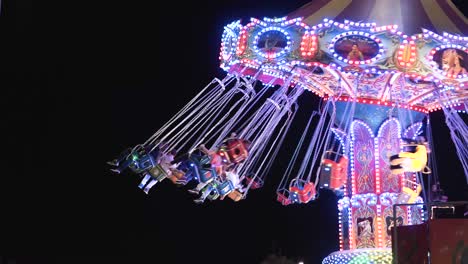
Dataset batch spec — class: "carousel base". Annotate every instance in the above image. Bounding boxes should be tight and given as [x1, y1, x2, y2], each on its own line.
[322, 248, 392, 264]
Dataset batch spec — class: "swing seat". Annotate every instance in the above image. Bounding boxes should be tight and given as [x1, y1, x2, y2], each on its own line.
[390, 144, 428, 174]
[245, 175, 264, 189]
[227, 190, 243, 202]
[207, 192, 220, 201]
[212, 151, 231, 175]
[217, 180, 235, 196]
[189, 153, 214, 181]
[189, 152, 211, 167]
[320, 156, 348, 189]
[276, 191, 292, 206]
[319, 151, 348, 190]
[148, 164, 168, 181]
[225, 139, 250, 164]
[169, 160, 194, 184]
[188, 161, 217, 183]
[168, 168, 185, 184]
[396, 185, 422, 204]
[210, 154, 224, 174]
[289, 182, 316, 203]
[211, 151, 230, 167]
[216, 150, 230, 163]
[188, 163, 201, 182]
[129, 154, 155, 174]
[214, 166, 225, 177]
[330, 157, 348, 189]
[175, 171, 194, 185]
[199, 168, 217, 183]
[204, 182, 220, 201]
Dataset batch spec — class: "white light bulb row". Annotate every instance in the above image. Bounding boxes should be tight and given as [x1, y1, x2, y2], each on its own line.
[424, 28, 468, 43]
[263, 17, 287, 23]
[429, 100, 467, 112]
[374, 138, 381, 194]
[250, 17, 267, 27]
[338, 210, 344, 250]
[442, 31, 468, 42]
[403, 122, 423, 140]
[342, 19, 377, 28]
[348, 209, 353, 249]
[350, 193, 378, 207]
[262, 70, 286, 79]
[349, 138, 357, 195]
[294, 21, 310, 30]
[338, 192, 411, 209]
[373, 25, 399, 33]
[281, 17, 303, 27]
[422, 28, 448, 42]
[338, 197, 350, 211]
[379, 192, 399, 206]
[220, 22, 241, 60]
[376, 118, 402, 138]
[407, 204, 413, 225]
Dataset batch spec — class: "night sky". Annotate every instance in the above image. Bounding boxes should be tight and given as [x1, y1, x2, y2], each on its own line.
[5, 0, 468, 263]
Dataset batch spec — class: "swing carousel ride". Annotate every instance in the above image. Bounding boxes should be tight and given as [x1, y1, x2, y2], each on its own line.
[109, 0, 467, 263]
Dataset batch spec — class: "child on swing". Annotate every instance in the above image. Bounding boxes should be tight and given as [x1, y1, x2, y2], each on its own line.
[389, 117, 431, 175]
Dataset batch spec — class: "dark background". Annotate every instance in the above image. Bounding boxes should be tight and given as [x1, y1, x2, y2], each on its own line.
[4, 0, 468, 263]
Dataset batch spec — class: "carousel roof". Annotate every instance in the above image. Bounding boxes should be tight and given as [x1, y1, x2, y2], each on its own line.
[288, 0, 467, 36]
[218, 1, 468, 112]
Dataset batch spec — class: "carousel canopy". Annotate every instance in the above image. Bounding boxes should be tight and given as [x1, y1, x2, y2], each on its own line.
[288, 0, 467, 36]
[217, 1, 468, 113]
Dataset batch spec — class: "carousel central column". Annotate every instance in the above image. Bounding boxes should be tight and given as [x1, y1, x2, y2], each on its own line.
[324, 102, 426, 263]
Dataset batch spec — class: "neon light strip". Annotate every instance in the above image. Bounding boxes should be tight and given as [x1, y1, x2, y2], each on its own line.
[348, 208, 353, 249]
[377, 204, 383, 248]
[374, 138, 381, 194]
[403, 122, 423, 139]
[326, 96, 429, 113]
